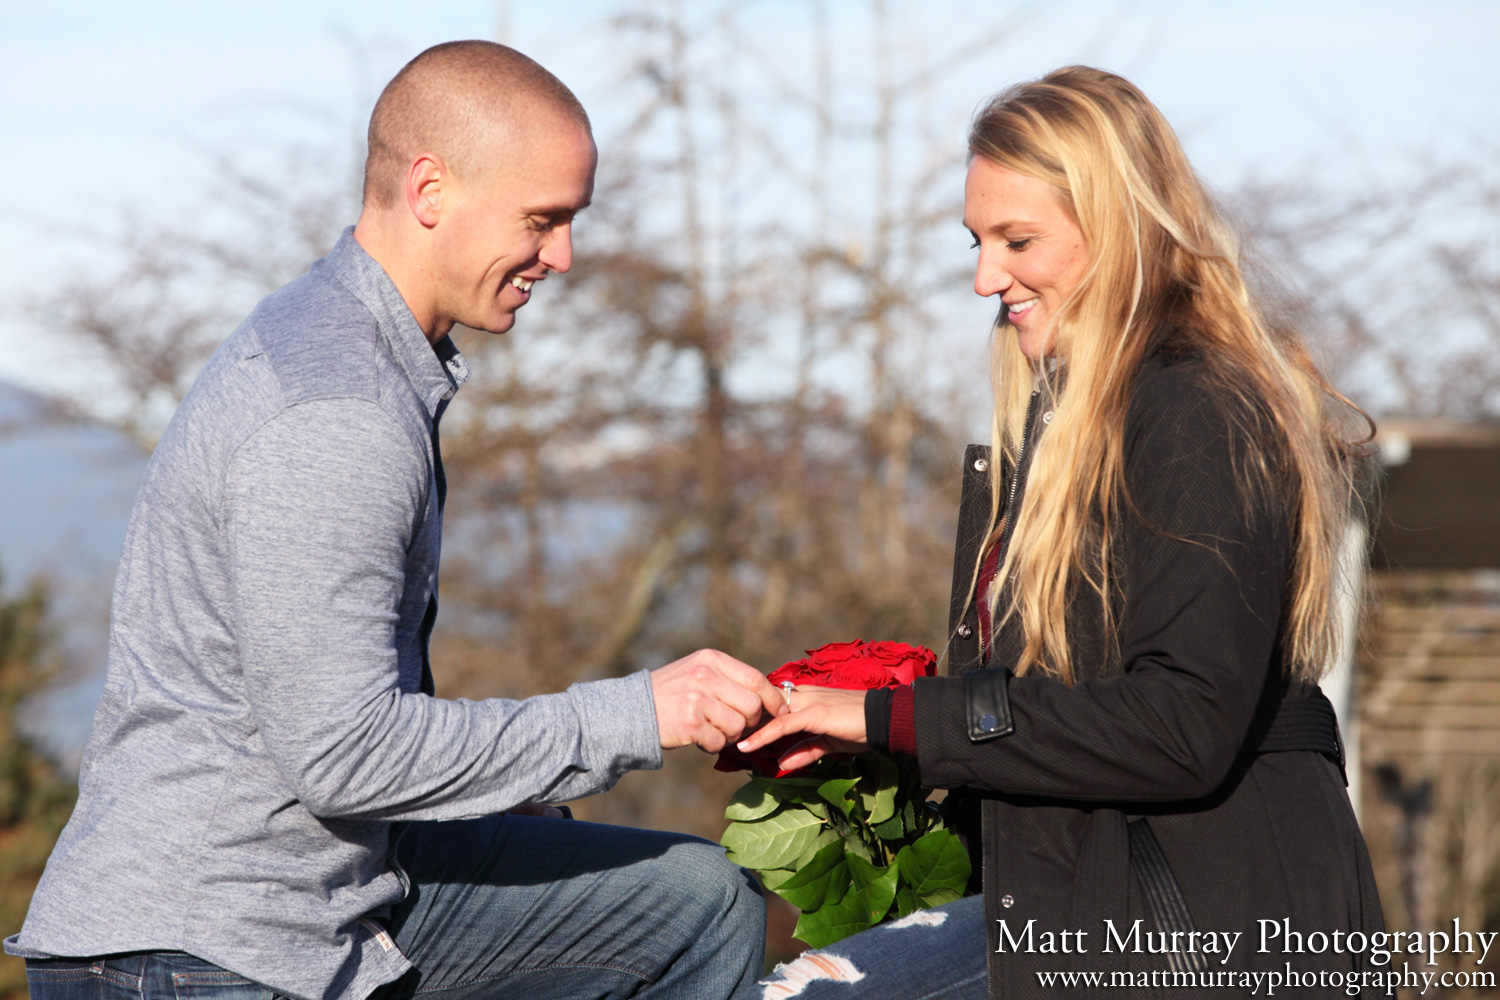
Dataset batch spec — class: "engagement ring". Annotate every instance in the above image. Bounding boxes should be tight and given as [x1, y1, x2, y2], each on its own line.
[780, 681, 795, 706]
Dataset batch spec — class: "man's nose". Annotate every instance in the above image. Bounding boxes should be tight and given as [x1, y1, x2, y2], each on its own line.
[540, 224, 574, 274]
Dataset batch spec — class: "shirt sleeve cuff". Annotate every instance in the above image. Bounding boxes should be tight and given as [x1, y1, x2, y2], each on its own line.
[566, 669, 664, 776]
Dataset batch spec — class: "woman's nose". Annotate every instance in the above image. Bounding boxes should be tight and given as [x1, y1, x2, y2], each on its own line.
[974, 250, 1012, 298]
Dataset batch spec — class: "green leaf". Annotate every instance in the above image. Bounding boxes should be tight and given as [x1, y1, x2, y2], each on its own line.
[803, 800, 828, 821]
[725, 782, 781, 822]
[721, 809, 825, 869]
[902, 799, 917, 834]
[845, 854, 900, 926]
[894, 829, 971, 901]
[793, 889, 872, 949]
[747, 776, 833, 810]
[859, 754, 900, 825]
[753, 775, 825, 797]
[871, 812, 905, 840]
[918, 886, 964, 909]
[756, 775, 827, 787]
[919, 799, 945, 835]
[896, 885, 923, 919]
[793, 828, 842, 869]
[842, 831, 874, 865]
[759, 868, 797, 891]
[817, 778, 859, 818]
[773, 840, 850, 911]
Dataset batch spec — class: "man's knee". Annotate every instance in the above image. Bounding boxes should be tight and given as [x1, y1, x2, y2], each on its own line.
[664, 837, 764, 927]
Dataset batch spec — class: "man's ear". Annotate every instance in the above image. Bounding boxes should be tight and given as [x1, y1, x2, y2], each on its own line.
[404, 154, 446, 229]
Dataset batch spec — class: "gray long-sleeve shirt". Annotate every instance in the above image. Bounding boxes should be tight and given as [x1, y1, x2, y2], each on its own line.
[6, 229, 663, 1000]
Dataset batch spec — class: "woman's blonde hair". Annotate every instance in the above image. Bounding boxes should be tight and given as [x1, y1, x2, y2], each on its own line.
[967, 66, 1368, 686]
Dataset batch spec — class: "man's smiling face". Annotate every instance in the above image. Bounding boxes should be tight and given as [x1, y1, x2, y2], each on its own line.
[432, 114, 596, 336]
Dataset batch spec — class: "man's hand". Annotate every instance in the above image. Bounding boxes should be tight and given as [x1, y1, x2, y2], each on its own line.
[651, 650, 786, 752]
[734, 686, 869, 772]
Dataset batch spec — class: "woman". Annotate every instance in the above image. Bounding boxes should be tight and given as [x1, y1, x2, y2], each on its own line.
[744, 66, 1382, 999]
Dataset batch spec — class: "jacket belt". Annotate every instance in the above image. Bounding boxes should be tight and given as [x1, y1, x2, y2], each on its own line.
[1241, 686, 1347, 783]
[962, 668, 1347, 783]
[1121, 688, 1347, 961]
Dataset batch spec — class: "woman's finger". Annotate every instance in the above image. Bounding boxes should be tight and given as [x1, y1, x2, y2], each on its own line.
[736, 708, 820, 752]
[777, 737, 835, 772]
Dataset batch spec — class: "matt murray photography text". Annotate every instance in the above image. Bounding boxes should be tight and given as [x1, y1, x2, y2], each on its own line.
[996, 918, 1496, 967]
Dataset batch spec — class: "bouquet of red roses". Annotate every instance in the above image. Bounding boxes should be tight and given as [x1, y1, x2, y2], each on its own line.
[716, 641, 970, 948]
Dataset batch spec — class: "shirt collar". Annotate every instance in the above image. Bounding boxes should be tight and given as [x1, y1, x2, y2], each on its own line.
[321, 227, 469, 416]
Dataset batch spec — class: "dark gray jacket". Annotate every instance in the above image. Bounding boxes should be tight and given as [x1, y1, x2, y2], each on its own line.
[917, 353, 1383, 998]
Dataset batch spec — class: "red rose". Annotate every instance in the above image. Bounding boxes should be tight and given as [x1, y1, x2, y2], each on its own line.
[714, 640, 936, 777]
[800, 640, 933, 687]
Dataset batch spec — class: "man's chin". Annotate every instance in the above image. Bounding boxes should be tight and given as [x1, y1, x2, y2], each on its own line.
[459, 311, 517, 336]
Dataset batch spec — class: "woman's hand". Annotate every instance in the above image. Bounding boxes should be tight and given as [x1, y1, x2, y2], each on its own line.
[736, 686, 869, 772]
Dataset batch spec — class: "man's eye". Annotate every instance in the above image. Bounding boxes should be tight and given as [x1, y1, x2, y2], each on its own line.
[1007, 238, 1033, 252]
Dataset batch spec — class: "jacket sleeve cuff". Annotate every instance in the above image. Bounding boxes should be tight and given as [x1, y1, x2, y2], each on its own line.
[566, 669, 664, 778]
[889, 685, 917, 757]
[913, 675, 1012, 789]
[864, 687, 893, 751]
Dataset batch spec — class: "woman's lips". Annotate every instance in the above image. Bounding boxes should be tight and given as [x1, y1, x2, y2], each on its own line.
[1006, 296, 1040, 318]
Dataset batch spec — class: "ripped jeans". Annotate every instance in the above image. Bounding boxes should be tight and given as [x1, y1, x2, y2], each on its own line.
[759, 894, 987, 1000]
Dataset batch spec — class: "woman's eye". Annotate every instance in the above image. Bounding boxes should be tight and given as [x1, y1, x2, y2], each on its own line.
[969, 237, 980, 250]
[1007, 238, 1033, 252]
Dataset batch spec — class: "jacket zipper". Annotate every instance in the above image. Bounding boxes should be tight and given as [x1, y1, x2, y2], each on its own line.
[982, 797, 999, 993]
[990, 389, 1038, 593]
[1004, 390, 1041, 521]
[983, 389, 1041, 653]
[984, 388, 1040, 997]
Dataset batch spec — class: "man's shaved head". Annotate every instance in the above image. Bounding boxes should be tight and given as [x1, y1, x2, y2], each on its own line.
[363, 40, 592, 208]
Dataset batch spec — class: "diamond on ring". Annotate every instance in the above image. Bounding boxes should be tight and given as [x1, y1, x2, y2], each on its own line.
[780, 681, 795, 706]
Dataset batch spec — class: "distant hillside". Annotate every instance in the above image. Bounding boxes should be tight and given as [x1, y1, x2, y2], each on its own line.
[0, 380, 146, 762]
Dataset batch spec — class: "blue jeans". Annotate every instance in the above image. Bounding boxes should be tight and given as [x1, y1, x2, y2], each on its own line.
[26, 813, 766, 1000]
[758, 894, 988, 1000]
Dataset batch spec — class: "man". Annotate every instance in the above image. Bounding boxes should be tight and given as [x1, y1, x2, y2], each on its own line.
[9, 41, 779, 1000]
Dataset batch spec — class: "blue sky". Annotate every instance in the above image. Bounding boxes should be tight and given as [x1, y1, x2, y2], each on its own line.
[2, 0, 1497, 396]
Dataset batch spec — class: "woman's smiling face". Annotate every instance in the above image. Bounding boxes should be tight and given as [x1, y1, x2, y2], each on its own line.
[964, 156, 1090, 360]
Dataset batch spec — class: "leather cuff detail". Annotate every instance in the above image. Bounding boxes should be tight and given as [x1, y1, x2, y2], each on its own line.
[963, 669, 1014, 743]
[865, 687, 894, 752]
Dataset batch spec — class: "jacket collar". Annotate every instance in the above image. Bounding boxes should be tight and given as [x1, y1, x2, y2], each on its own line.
[323, 227, 469, 418]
